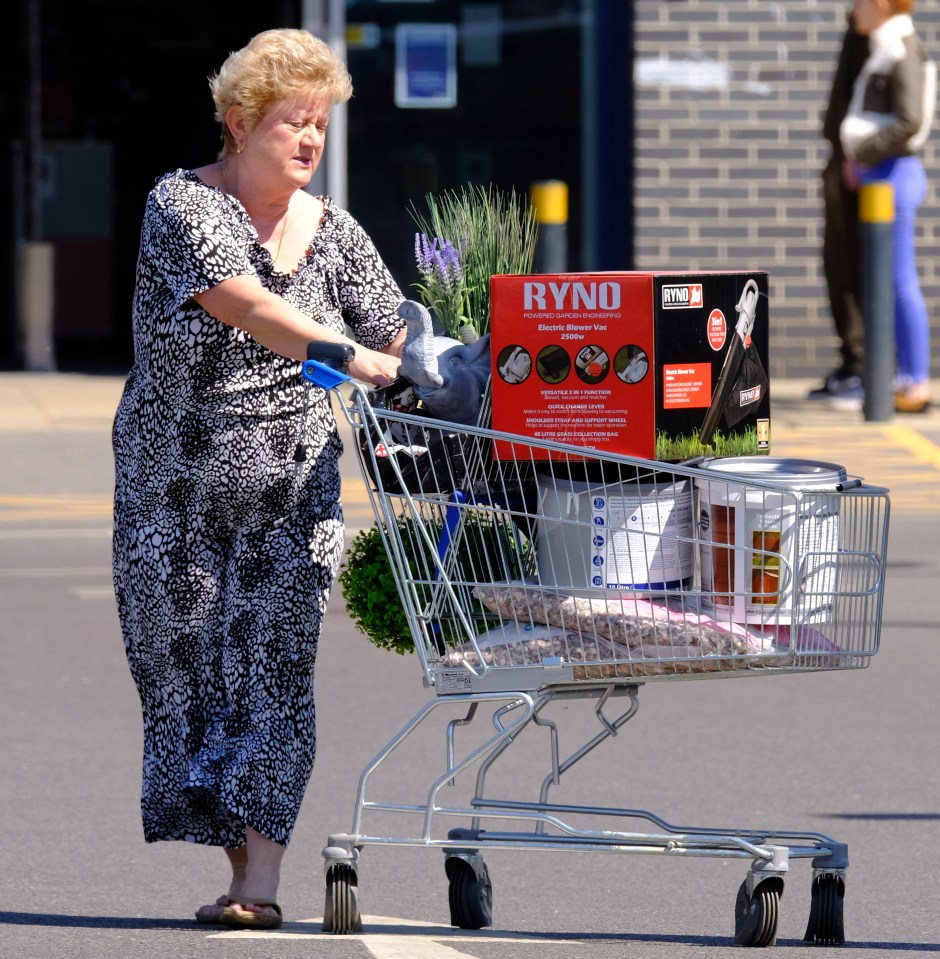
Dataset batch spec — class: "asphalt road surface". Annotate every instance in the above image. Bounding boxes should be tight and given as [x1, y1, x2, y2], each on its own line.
[1, 374, 938, 958]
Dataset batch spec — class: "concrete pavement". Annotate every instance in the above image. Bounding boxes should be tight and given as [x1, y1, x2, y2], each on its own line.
[1, 371, 939, 957]
[2, 371, 939, 519]
[4, 370, 940, 434]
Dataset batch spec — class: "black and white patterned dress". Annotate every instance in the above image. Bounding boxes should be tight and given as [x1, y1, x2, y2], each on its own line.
[112, 169, 403, 847]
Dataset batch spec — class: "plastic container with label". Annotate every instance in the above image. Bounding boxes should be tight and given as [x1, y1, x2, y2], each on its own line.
[695, 457, 849, 624]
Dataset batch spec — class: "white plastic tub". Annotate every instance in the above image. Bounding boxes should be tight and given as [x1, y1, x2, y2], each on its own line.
[695, 457, 847, 624]
[536, 472, 694, 592]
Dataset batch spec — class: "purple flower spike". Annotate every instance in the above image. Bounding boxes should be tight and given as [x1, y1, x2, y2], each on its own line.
[416, 234, 463, 287]
[415, 232, 438, 273]
[412, 231, 469, 337]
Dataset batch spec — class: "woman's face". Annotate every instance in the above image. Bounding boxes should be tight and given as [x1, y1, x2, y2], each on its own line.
[851, 0, 892, 35]
[239, 92, 331, 192]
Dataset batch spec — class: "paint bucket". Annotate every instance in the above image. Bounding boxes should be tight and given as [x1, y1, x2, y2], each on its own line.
[695, 457, 847, 624]
[536, 472, 694, 591]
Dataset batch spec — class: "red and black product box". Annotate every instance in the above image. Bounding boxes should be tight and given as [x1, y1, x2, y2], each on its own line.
[489, 271, 771, 461]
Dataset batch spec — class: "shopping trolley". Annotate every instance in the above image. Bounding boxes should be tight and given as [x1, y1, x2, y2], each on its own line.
[303, 352, 889, 947]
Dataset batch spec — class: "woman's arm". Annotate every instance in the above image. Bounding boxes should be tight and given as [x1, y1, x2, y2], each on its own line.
[194, 275, 401, 383]
[380, 326, 407, 359]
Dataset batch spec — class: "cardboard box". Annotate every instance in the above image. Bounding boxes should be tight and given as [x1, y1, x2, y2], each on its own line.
[489, 271, 771, 461]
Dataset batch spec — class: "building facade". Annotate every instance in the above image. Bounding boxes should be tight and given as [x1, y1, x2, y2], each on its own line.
[4, 0, 938, 380]
[634, 0, 940, 380]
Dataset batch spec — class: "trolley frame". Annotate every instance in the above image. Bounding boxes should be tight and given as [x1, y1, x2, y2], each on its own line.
[305, 359, 889, 947]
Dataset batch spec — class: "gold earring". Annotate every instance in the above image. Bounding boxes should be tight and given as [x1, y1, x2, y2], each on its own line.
[236, 142, 244, 155]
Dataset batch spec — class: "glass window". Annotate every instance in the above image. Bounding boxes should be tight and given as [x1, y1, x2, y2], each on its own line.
[344, 0, 587, 287]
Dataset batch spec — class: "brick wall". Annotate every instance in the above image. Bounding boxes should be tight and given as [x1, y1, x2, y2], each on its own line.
[633, 0, 940, 380]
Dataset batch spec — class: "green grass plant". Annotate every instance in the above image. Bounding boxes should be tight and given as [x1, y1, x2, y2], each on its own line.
[655, 425, 762, 461]
[409, 184, 539, 338]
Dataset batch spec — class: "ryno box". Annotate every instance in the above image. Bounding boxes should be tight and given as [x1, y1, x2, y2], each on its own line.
[489, 271, 771, 461]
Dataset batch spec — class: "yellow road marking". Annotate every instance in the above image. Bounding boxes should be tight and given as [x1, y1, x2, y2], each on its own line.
[884, 423, 940, 469]
[3, 423, 939, 528]
[0, 494, 113, 522]
[771, 423, 940, 511]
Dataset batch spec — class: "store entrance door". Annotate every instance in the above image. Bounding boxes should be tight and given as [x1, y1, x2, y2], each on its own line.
[342, 1, 590, 289]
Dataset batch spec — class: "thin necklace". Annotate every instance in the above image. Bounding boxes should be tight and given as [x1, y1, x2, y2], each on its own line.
[221, 163, 290, 267]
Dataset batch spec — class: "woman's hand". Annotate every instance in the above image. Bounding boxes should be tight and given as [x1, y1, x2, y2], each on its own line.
[379, 325, 407, 360]
[842, 159, 860, 191]
[349, 347, 401, 388]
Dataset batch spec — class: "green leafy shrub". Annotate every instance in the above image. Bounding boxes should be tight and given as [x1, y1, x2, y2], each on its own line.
[338, 513, 529, 656]
[338, 518, 418, 656]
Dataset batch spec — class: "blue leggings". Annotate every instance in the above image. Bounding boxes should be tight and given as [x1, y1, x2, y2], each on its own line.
[859, 155, 929, 386]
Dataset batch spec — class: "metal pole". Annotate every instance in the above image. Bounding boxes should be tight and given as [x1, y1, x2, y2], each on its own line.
[530, 180, 568, 273]
[859, 182, 894, 422]
[589, 0, 633, 270]
[326, 0, 347, 209]
[18, 242, 56, 372]
[18, 0, 56, 372]
[301, 0, 348, 208]
[25, 0, 42, 242]
[580, 3, 596, 269]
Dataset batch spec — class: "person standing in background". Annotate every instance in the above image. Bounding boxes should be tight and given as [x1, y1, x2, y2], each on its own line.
[808, 15, 870, 408]
[840, 0, 935, 413]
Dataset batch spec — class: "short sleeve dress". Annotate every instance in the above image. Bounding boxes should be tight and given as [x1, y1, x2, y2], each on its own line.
[112, 169, 404, 847]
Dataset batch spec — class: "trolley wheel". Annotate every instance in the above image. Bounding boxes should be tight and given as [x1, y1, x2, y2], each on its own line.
[803, 873, 845, 944]
[734, 877, 783, 948]
[445, 855, 492, 929]
[322, 861, 363, 934]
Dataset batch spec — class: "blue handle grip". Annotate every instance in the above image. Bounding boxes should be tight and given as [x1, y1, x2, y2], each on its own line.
[302, 359, 350, 390]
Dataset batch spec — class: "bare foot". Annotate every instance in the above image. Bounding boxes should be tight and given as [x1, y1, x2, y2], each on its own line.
[194, 845, 249, 923]
[224, 845, 249, 899]
[196, 832, 285, 927]
[238, 827, 285, 904]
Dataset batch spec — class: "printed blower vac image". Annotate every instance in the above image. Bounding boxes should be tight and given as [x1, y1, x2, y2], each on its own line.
[698, 278, 768, 447]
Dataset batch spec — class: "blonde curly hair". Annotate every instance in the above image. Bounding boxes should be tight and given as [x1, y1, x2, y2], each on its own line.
[210, 29, 353, 159]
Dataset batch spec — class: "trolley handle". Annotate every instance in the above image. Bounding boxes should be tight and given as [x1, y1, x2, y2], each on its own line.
[303, 341, 354, 391]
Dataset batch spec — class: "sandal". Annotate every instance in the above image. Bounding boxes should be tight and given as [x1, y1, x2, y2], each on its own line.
[219, 899, 283, 930]
[195, 895, 233, 925]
